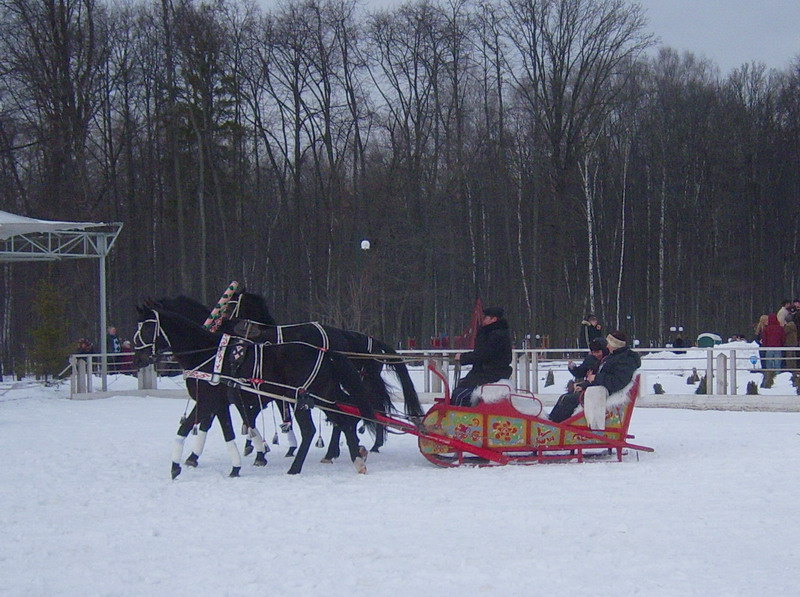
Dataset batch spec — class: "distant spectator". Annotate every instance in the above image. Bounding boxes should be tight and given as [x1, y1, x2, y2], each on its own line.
[754, 315, 769, 369]
[106, 326, 121, 354]
[760, 314, 785, 371]
[119, 340, 135, 374]
[578, 314, 602, 349]
[672, 335, 686, 354]
[783, 321, 798, 371]
[76, 337, 95, 354]
[106, 326, 121, 372]
[75, 337, 95, 373]
[777, 300, 792, 326]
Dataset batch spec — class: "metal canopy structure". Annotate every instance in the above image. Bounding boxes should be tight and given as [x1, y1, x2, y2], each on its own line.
[0, 210, 123, 389]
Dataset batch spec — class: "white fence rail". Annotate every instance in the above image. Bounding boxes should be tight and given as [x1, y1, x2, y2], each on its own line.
[68, 345, 798, 398]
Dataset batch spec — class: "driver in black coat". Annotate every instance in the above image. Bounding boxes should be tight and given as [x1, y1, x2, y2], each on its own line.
[452, 307, 513, 406]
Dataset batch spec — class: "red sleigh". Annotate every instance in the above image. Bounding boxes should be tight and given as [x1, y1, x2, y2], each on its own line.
[416, 363, 653, 467]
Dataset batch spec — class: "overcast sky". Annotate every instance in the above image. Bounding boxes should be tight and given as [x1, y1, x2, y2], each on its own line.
[349, 0, 800, 76]
[637, 0, 800, 74]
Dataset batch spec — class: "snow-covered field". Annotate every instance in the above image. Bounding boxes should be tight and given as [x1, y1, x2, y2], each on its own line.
[2, 373, 799, 596]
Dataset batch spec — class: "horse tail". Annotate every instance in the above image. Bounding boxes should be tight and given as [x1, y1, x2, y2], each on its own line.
[328, 352, 376, 425]
[372, 339, 424, 418]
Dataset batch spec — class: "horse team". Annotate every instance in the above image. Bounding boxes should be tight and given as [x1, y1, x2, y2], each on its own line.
[133, 291, 424, 479]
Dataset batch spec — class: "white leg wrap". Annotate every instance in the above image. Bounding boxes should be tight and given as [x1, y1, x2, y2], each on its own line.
[225, 440, 242, 467]
[286, 427, 298, 448]
[192, 430, 208, 456]
[249, 428, 266, 453]
[171, 436, 186, 464]
[583, 386, 609, 430]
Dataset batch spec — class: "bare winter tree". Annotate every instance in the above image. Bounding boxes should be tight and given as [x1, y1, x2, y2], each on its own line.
[502, 0, 652, 332]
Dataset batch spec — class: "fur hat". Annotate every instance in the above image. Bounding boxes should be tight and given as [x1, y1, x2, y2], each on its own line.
[588, 338, 607, 352]
[483, 307, 504, 319]
[606, 330, 627, 350]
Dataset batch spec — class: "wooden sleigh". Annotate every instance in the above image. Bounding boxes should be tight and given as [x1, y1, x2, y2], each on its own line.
[417, 363, 653, 467]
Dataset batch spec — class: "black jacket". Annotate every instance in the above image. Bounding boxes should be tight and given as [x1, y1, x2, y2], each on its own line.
[459, 319, 513, 386]
[590, 346, 640, 395]
[579, 320, 602, 348]
[569, 352, 603, 379]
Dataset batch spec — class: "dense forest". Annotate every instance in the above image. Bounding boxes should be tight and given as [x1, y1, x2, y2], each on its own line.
[0, 0, 798, 370]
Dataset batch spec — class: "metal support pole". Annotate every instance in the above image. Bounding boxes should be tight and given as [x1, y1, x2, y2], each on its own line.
[532, 350, 539, 394]
[98, 234, 108, 391]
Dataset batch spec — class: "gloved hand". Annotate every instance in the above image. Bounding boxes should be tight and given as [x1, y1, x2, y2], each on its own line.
[280, 422, 292, 433]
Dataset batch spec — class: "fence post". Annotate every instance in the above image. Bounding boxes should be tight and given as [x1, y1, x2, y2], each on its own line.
[138, 364, 156, 390]
[532, 350, 539, 394]
[715, 353, 727, 395]
[76, 358, 87, 394]
[729, 350, 737, 395]
[705, 349, 714, 395]
[69, 355, 77, 397]
[520, 351, 530, 391]
[434, 354, 446, 394]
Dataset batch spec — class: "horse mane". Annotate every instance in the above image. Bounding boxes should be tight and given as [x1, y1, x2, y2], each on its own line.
[155, 295, 211, 324]
[236, 291, 277, 326]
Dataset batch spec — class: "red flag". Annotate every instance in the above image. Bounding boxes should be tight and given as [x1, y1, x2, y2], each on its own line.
[455, 298, 483, 349]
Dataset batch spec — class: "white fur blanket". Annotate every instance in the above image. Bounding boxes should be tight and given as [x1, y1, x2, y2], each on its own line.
[470, 379, 514, 406]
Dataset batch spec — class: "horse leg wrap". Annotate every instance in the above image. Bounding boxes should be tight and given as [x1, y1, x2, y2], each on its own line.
[171, 435, 186, 465]
[249, 427, 266, 454]
[192, 430, 208, 457]
[225, 440, 242, 468]
[353, 457, 367, 474]
[286, 426, 298, 448]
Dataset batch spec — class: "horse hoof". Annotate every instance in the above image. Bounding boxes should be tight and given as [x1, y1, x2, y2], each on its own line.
[320, 458, 333, 464]
[229, 466, 241, 478]
[285, 447, 296, 457]
[185, 453, 199, 467]
[254, 452, 267, 467]
[353, 456, 367, 474]
[243, 443, 254, 457]
[370, 446, 381, 453]
[171, 463, 181, 480]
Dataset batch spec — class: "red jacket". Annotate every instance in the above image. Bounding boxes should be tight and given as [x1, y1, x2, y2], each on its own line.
[760, 314, 786, 347]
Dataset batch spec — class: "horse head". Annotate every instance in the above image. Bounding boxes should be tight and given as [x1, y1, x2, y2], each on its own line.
[232, 291, 277, 326]
[132, 305, 171, 368]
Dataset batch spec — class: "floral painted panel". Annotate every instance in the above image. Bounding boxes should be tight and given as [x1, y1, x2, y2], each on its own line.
[487, 416, 526, 448]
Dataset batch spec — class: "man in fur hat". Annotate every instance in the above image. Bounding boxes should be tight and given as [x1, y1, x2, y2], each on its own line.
[549, 330, 640, 424]
[452, 307, 513, 406]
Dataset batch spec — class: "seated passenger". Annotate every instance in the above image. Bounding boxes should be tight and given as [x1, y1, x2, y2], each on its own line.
[568, 338, 608, 381]
[452, 307, 512, 407]
[548, 330, 640, 423]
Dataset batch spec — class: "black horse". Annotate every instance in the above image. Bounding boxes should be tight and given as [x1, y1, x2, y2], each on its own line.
[161, 292, 423, 462]
[134, 304, 376, 475]
[134, 306, 268, 478]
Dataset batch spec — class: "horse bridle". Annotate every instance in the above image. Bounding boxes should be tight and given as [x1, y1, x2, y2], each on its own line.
[133, 310, 171, 361]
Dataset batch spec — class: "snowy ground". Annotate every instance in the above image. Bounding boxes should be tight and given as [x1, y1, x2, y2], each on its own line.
[2, 377, 799, 595]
